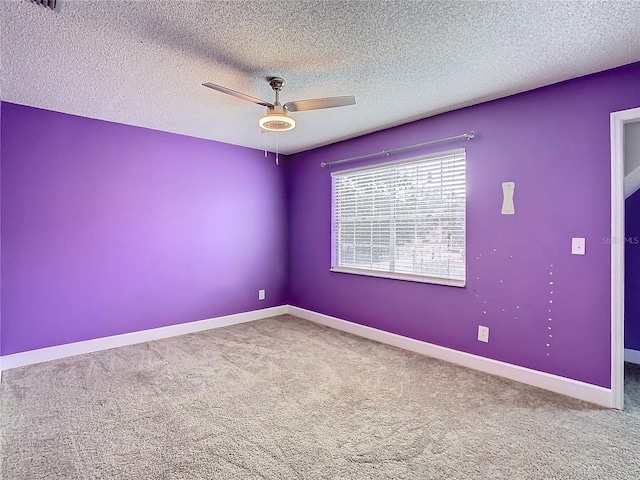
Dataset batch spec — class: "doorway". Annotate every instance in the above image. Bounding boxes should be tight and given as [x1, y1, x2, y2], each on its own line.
[611, 106, 640, 410]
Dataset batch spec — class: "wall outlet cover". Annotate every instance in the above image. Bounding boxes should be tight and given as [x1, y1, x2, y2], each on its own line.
[478, 325, 490, 343]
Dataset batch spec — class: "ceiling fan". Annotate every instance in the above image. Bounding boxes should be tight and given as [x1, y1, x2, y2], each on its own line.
[202, 77, 356, 132]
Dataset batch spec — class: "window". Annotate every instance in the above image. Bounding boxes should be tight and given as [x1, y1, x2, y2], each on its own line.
[331, 148, 466, 286]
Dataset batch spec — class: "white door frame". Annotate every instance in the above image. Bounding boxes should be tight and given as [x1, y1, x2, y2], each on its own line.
[610, 106, 640, 409]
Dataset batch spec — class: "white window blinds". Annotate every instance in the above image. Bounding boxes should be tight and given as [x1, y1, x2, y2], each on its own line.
[331, 148, 466, 286]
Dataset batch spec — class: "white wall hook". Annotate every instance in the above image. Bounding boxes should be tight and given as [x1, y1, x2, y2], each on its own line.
[502, 182, 515, 214]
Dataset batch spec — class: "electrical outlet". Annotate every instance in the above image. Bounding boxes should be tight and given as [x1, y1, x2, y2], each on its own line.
[258, 289, 265, 300]
[478, 325, 489, 343]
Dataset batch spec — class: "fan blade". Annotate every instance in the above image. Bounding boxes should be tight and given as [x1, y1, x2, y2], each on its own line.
[202, 82, 273, 107]
[284, 95, 356, 112]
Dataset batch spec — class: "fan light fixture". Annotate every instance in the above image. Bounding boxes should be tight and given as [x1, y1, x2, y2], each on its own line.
[259, 105, 295, 131]
[259, 113, 295, 131]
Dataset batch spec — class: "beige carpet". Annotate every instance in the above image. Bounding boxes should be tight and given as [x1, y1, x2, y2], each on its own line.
[626, 361, 640, 416]
[2, 314, 639, 479]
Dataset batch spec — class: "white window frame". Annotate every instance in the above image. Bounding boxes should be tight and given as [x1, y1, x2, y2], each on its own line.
[330, 148, 466, 287]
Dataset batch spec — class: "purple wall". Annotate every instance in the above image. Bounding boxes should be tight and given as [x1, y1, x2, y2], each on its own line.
[626, 189, 640, 352]
[1, 103, 288, 355]
[3, 63, 640, 387]
[288, 62, 640, 388]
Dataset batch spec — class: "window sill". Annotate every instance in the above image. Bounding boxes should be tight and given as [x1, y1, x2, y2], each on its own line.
[330, 267, 465, 287]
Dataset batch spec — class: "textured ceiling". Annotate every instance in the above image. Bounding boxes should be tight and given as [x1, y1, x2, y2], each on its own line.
[2, 0, 640, 155]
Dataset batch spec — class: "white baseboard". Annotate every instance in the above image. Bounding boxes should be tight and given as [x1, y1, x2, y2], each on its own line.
[0, 304, 617, 408]
[625, 348, 640, 365]
[0, 306, 287, 372]
[287, 306, 615, 408]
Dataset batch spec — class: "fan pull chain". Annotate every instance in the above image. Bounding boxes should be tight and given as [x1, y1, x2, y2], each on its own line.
[264, 129, 267, 157]
[276, 132, 279, 165]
